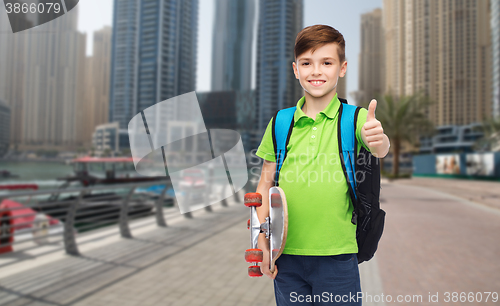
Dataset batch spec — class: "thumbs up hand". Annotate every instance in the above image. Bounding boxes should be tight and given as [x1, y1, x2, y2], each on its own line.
[361, 99, 390, 158]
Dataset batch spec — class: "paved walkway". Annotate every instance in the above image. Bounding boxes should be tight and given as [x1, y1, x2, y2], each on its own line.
[0, 193, 275, 306]
[1, 177, 498, 306]
[394, 177, 500, 210]
[377, 179, 500, 305]
[0, 191, 383, 306]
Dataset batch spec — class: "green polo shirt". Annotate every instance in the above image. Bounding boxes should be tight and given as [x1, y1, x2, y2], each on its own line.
[256, 94, 370, 256]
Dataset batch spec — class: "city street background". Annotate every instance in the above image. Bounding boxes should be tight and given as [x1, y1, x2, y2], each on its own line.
[0, 0, 499, 305]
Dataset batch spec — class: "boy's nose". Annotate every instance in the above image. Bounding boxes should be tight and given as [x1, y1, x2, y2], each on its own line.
[312, 65, 322, 75]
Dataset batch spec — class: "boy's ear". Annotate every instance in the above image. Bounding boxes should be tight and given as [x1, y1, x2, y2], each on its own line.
[339, 61, 347, 77]
[292, 62, 299, 79]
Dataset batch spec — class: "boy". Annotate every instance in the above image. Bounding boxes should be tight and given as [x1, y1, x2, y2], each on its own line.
[254, 25, 390, 305]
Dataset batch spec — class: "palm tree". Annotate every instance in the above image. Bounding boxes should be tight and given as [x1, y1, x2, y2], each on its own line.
[375, 92, 434, 177]
[474, 118, 500, 152]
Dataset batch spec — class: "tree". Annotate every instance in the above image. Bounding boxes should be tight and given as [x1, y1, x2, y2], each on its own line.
[102, 148, 112, 157]
[120, 148, 131, 157]
[375, 92, 434, 177]
[474, 118, 500, 152]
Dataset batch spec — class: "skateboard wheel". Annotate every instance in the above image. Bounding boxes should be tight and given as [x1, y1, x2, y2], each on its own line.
[248, 265, 263, 277]
[244, 193, 262, 207]
[270, 194, 282, 208]
[245, 248, 263, 263]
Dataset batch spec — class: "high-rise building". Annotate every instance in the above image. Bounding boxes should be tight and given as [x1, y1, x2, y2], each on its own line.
[358, 8, 383, 106]
[81, 26, 112, 147]
[383, 0, 405, 99]
[0, 4, 32, 150]
[211, 0, 255, 92]
[255, 0, 303, 131]
[492, 0, 499, 119]
[383, 0, 492, 126]
[337, 70, 347, 100]
[109, 0, 199, 130]
[0, 5, 87, 150]
[23, 8, 86, 148]
[75, 33, 89, 148]
[197, 90, 255, 130]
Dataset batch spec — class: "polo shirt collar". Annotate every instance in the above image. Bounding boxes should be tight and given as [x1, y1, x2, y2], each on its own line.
[293, 93, 340, 125]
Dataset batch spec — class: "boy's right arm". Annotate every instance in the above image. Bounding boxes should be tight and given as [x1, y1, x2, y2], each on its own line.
[256, 159, 278, 279]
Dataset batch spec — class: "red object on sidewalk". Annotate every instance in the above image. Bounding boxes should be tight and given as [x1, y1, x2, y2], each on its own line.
[0, 199, 59, 231]
[0, 201, 14, 254]
[0, 184, 38, 191]
[0, 183, 59, 254]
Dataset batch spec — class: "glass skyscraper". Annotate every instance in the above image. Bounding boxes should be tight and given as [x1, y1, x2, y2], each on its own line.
[211, 0, 255, 92]
[110, 0, 198, 129]
[255, 0, 303, 131]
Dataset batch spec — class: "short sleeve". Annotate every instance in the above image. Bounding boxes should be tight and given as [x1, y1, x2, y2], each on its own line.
[255, 118, 276, 162]
[356, 108, 371, 153]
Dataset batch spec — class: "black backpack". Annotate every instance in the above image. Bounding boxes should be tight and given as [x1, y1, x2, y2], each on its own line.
[271, 97, 385, 264]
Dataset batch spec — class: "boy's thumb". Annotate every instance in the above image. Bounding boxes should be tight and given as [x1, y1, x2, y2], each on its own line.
[367, 99, 377, 121]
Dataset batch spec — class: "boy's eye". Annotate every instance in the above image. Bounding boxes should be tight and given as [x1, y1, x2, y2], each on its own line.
[324, 62, 332, 65]
[302, 62, 310, 66]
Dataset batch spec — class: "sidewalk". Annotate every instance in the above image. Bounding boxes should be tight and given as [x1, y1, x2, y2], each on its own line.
[0, 190, 385, 306]
[0, 194, 275, 306]
[376, 180, 500, 306]
[3, 177, 498, 305]
[392, 177, 500, 211]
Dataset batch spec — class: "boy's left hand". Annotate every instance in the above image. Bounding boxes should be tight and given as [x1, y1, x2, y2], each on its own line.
[361, 99, 390, 158]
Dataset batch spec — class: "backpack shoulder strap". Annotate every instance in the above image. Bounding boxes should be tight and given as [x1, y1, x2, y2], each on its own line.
[272, 106, 296, 186]
[338, 102, 362, 223]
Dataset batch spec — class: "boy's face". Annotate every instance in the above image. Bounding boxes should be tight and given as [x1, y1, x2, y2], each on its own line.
[292, 43, 347, 100]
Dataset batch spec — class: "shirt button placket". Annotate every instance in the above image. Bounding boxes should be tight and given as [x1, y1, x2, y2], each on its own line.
[311, 125, 317, 142]
[310, 124, 317, 157]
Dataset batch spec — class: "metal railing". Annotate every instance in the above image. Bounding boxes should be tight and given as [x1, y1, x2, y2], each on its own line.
[0, 175, 252, 262]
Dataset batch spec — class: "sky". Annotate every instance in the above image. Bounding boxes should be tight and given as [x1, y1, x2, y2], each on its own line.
[77, 0, 113, 53]
[77, 0, 382, 101]
[303, 0, 383, 101]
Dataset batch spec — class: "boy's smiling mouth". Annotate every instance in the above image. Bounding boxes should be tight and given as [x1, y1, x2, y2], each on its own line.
[308, 80, 326, 86]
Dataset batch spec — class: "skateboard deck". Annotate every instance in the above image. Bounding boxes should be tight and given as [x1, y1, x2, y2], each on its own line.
[244, 186, 288, 277]
[269, 186, 288, 273]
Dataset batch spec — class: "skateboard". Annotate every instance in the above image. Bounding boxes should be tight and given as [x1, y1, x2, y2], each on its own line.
[244, 186, 288, 277]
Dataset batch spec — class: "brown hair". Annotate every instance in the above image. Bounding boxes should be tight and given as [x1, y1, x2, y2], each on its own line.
[294, 24, 346, 63]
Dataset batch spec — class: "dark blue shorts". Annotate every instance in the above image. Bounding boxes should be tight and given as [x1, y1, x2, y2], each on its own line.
[273, 253, 362, 305]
